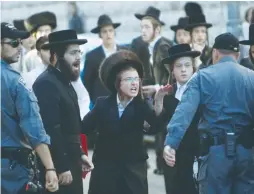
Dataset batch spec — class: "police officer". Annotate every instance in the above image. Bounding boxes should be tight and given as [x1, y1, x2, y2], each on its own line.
[1, 22, 59, 194]
[163, 33, 254, 194]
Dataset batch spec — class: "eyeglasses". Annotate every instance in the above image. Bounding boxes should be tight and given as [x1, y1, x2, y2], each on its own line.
[67, 50, 83, 57]
[1, 39, 22, 48]
[121, 77, 141, 83]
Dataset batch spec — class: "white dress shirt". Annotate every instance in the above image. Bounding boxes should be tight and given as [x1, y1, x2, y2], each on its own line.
[148, 35, 162, 65]
[102, 44, 117, 58]
[116, 94, 133, 118]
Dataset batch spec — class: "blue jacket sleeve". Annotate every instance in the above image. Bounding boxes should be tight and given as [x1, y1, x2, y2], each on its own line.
[15, 77, 50, 148]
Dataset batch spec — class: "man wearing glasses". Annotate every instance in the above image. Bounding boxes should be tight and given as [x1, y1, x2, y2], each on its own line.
[1, 22, 59, 193]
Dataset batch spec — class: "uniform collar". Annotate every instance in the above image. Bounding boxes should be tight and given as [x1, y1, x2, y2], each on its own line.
[218, 56, 236, 63]
[1, 59, 16, 71]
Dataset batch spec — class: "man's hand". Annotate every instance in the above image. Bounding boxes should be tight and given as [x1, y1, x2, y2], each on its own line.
[163, 145, 176, 167]
[142, 85, 159, 97]
[81, 154, 94, 172]
[58, 170, 73, 185]
[154, 84, 173, 100]
[45, 170, 59, 192]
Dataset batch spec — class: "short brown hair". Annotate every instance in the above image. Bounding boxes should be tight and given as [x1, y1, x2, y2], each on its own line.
[36, 36, 49, 51]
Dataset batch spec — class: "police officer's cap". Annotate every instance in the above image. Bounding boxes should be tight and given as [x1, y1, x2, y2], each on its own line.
[212, 32, 240, 52]
[1, 22, 30, 40]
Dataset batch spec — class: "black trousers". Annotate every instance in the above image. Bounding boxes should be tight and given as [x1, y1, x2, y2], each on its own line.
[163, 149, 198, 194]
[88, 161, 148, 194]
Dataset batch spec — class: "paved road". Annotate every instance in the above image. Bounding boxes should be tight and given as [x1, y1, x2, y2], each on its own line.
[82, 149, 166, 194]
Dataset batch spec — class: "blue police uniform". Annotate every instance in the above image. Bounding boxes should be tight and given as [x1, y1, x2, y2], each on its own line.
[165, 56, 254, 194]
[1, 59, 50, 194]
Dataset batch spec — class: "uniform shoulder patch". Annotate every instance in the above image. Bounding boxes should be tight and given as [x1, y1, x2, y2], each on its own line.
[18, 77, 32, 92]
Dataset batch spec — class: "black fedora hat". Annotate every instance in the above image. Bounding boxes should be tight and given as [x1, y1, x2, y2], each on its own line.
[25, 11, 57, 33]
[170, 17, 189, 32]
[91, 14, 121, 34]
[162, 44, 201, 65]
[239, 24, 254, 45]
[41, 30, 87, 49]
[185, 14, 212, 31]
[135, 6, 165, 26]
[13, 19, 27, 32]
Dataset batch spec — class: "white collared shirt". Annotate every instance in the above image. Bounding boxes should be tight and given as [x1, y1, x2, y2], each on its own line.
[116, 94, 133, 118]
[148, 35, 162, 65]
[22, 63, 47, 89]
[175, 82, 188, 101]
[102, 44, 117, 58]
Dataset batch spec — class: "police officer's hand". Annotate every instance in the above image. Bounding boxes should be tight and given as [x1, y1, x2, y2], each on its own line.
[163, 145, 176, 167]
[45, 170, 59, 192]
[58, 170, 73, 185]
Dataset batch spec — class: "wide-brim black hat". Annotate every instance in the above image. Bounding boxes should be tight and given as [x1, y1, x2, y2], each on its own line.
[13, 19, 27, 32]
[99, 50, 144, 93]
[135, 6, 165, 26]
[162, 44, 201, 65]
[41, 30, 87, 49]
[239, 23, 254, 45]
[25, 11, 57, 33]
[91, 14, 121, 34]
[170, 17, 189, 32]
[185, 14, 212, 31]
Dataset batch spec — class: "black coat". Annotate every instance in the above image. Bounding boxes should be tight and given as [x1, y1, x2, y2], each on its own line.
[161, 84, 200, 194]
[83, 45, 126, 104]
[240, 57, 254, 70]
[81, 95, 166, 194]
[33, 65, 83, 194]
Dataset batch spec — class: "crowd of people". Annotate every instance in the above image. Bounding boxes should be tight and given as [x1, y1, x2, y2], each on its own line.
[1, 2, 254, 194]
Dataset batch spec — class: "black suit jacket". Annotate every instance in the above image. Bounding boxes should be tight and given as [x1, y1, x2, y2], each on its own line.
[83, 45, 126, 104]
[162, 84, 200, 153]
[33, 66, 83, 173]
[81, 95, 167, 163]
[240, 57, 254, 70]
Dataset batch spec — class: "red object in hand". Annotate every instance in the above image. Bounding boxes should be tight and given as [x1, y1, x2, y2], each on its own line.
[80, 134, 88, 179]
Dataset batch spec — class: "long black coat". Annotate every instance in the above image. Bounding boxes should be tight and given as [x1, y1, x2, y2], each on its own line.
[83, 45, 126, 104]
[161, 84, 200, 194]
[33, 66, 84, 194]
[81, 94, 167, 194]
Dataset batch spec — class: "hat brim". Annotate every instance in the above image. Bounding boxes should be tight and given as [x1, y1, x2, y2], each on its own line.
[134, 13, 165, 26]
[11, 31, 30, 40]
[41, 39, 87, 49]
[239, 40, 254, 45]
[90, 23, 121, 34]
[185, 23, 212, 31]
[162, 51, 201, 65]
[170, 25, 185, 32]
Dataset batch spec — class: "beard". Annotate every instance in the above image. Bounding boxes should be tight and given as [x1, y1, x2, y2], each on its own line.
[58, 58, 80, 81]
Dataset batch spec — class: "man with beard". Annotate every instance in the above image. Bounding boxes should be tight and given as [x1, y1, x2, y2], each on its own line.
[33, 30, 94, 194]
[135, 6, 173, 175]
